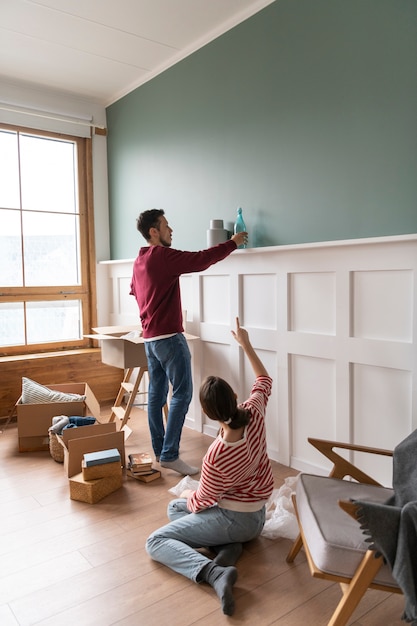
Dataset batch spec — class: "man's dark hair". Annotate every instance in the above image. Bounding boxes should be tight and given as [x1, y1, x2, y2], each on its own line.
[137, 209, 165, 241]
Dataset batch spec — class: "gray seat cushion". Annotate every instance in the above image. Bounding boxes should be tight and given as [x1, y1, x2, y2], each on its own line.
[296, 473, 398, 588]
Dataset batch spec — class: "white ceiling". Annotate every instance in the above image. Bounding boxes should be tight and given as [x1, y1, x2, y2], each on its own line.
[0, 0, 275, 107]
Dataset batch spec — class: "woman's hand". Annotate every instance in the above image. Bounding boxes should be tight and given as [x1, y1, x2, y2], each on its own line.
[231, 317, 269, 378]
[231, 317, 250, 348]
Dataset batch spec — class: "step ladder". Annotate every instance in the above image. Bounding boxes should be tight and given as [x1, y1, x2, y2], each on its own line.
[109, 366, 168, 429]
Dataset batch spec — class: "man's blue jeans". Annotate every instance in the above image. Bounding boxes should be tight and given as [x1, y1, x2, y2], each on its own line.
[144, 333, 193, 462]
[146, 499, 266, 581]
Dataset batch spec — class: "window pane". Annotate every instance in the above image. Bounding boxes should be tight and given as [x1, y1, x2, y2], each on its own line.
[0, 130, 20, 209]
[0, 302, 25, 347]
[20, 134, 78, 213]
[23, 212, 80, 286]
[0, 209, 23, 286]
[26, 300, 82, 343]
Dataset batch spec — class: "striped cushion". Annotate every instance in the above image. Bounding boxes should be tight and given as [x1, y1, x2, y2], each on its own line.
[21, 377, 86, 404]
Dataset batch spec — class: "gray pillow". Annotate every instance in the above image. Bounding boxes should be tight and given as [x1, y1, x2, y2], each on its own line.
[21, 377, 86, 404]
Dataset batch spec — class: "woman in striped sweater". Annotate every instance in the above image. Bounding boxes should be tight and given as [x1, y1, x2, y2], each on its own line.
[145, 318, 274, 616]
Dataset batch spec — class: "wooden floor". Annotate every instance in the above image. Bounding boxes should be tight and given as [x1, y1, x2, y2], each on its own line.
[0, 408, 405, 626]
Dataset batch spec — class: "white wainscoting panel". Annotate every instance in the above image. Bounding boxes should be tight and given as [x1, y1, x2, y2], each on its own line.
[352, 363, 412, 485]
[242, 274, 277, 329]
[201, 275, 231, 324]
[352, 269, 413, 342]
[290, 355, 336, 470]
[290, 272, 336, 335]
[98, 234, 417, 483]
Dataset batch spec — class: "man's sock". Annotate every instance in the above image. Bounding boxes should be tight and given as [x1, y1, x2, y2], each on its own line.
[160, 458, 200, 475]
[198, 562, 238, 616]
[213, 543, 243, 567]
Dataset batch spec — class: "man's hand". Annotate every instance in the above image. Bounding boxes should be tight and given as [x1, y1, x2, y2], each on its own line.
[231, 231, 248, 248]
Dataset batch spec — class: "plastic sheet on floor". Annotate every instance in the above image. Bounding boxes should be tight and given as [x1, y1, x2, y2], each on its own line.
[261, 475, 299, 540]
[169, 475, 200, 496]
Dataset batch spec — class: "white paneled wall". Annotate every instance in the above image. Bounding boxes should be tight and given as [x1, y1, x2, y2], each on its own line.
[98, 234, 417, 485]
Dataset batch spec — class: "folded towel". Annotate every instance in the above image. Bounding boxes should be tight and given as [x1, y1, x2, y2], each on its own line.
[48, 415, 69, 434]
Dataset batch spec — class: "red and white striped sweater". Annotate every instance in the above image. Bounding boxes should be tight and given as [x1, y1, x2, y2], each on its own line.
[187, 375, 274, 513]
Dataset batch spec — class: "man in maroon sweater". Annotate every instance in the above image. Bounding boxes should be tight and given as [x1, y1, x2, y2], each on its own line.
[130, 209, 247, 475]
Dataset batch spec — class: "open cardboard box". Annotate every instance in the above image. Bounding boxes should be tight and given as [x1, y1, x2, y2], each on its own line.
[86, 325, 147, 369]
[86, 325, 199, 370]
[56, 422, 126, 477]
[16, 382, 100, 453]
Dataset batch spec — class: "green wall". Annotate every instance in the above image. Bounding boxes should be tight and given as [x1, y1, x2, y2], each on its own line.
[106, 0, 417, 258]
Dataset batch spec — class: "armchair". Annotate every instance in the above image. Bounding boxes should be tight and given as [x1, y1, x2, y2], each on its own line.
[286, 437, 402, 626]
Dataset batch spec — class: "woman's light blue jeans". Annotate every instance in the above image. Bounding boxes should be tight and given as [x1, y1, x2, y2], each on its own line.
[146, 499, 266, 582]
[144, 333, 193, 462]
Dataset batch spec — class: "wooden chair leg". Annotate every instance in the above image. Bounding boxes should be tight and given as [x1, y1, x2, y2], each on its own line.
[286, 533, 303, 563]
[327, 550, 384, 626]
[286, 495, 304, 563]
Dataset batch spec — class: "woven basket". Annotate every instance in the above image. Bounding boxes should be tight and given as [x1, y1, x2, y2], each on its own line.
[49, 432, 64, 463]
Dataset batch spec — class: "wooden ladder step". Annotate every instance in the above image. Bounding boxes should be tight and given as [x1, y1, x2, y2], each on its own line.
[121, 381, 135, 393]
[111, 406, 127, 421]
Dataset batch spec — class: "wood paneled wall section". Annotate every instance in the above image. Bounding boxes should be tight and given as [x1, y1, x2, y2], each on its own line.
[0, 349, 124, 420]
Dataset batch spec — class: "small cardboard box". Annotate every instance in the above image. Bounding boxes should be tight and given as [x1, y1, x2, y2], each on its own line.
[56, 422, 126, 477]
[69, 471, 123, 504]
[82, 460, 122, 481]
[86, 325, 148, 369]
[16, 382, 101, 453]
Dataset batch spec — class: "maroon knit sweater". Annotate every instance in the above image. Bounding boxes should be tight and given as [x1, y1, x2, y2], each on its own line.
[130, 240, 236, 338]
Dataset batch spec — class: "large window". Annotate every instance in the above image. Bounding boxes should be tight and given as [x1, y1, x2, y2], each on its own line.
[0, 124, 96, 356]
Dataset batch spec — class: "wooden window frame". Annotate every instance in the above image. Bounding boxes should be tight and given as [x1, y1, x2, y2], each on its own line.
[0, 123, 97, 357]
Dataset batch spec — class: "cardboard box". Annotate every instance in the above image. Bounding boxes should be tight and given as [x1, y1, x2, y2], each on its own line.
[16, 382, 101, 453]
[86, 325, 199, 370]
[82, 460, 122, 481]
[86, 325, 147, 369]
[56, 422, 126, 477]
[69, 471, 123, 504]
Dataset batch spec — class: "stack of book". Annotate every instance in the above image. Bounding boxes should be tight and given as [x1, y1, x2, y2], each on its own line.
[126, 452, 161, 483]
